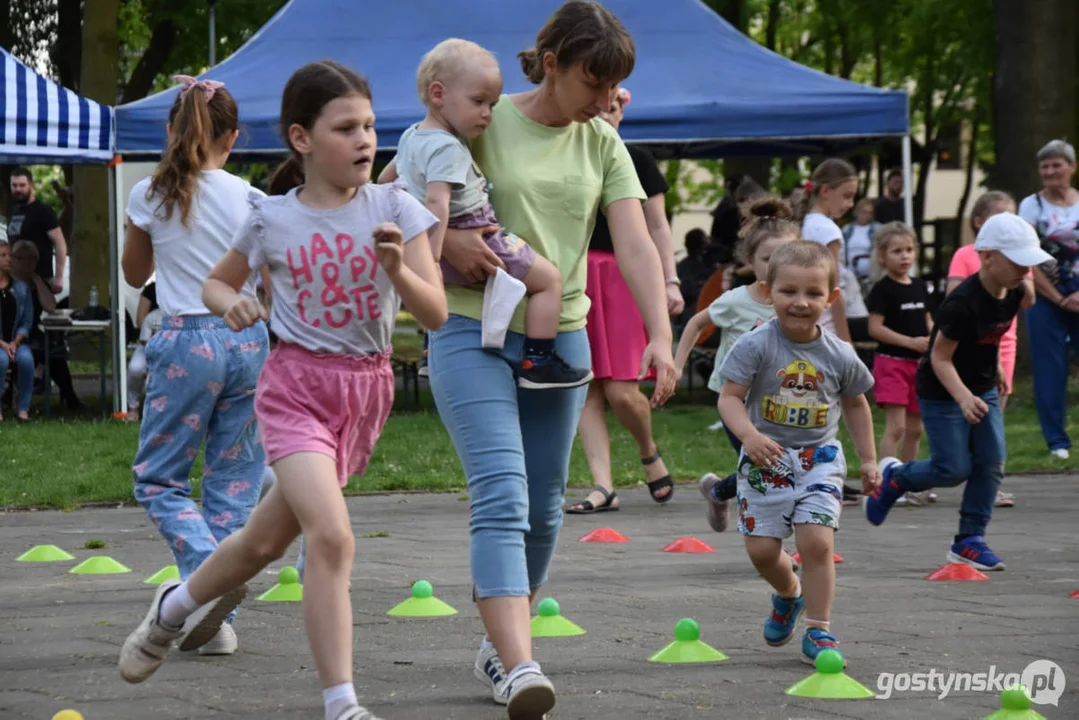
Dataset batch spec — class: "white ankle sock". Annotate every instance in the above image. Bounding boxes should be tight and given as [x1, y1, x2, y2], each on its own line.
[480, 635, 494, 651]
[158, 581, 200, 630]
[781, 578, 802, 601]
[323, 682, 357, 720]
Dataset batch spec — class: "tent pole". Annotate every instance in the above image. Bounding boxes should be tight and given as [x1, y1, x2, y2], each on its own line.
[901, 134, 913, 227]
[108, 160, 119, 415]
[113, 160, 128, 415]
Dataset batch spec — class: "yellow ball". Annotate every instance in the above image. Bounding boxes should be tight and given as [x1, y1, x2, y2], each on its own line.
[53, 711, 84, 720]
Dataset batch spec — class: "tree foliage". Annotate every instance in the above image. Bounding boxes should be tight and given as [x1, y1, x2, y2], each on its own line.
[118, 0, 286, 102]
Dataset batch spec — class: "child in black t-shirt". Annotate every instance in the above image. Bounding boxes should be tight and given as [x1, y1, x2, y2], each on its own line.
[864, 214, 1047, 571]
[866, 223, 933, 504]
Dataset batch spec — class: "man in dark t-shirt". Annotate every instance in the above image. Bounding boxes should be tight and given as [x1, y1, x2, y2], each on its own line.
[7, 168, 67, 293]
[864, 213, 1051, 572]
[873, 169, 905, 224]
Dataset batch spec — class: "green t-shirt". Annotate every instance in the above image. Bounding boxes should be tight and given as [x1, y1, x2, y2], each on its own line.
[447, 95, 646, 333]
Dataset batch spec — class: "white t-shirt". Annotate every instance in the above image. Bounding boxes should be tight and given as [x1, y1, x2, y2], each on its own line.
[801, 212, 844, 332]
[232, 183, 438, 356]
[845, 223, 873, 278]
[127, 169, 260, 316]
[1018, 193, 1079, 295]
[840, 266, 868, 319]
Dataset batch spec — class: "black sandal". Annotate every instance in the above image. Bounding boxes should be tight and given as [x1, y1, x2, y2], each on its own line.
[565, 485, 619, 514]
[642, 450, 674, 503]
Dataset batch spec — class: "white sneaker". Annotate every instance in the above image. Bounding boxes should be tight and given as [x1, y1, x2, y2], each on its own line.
[177, 583, 249, 652]
[198, 622, 238, 655]
[481, 268, 527, 350]
[335, 705, 385, 720]
[1050, 448, 1070, 460]
[118, 581, 185, 683]
[505, 662, 556, 720]
[474, 643, 510, 705]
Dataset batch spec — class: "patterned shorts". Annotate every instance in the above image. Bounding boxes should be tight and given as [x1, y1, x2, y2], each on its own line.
[736, 440, 846, 539]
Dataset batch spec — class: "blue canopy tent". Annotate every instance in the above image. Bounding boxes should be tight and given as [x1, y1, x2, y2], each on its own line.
[1, 47, 125, 416]
[115, 0, 909, 160]
[110, 0, 913, 415]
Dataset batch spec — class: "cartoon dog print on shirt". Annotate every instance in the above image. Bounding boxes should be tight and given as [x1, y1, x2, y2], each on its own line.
[762, 359, 830, 430]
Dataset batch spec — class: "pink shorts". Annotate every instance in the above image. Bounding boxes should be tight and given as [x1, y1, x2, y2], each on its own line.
[873, 354, 920, 414]
[255, 342, 395, 487]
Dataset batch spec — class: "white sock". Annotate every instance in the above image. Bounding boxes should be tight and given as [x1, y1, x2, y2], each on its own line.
[480, 635, 494, 651]
[323, 682, 357, 720]
[781, 578, 802, 601]
[158, 581, 200, 630]
[806, 618, 830, 630]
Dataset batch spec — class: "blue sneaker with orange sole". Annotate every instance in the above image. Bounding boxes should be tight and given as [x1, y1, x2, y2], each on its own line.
[801, 627, 844, 665]
[864, 456, 905, 526]
[764, 592, 804, 647]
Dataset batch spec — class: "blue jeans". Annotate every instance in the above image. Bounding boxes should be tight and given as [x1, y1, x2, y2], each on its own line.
[429, 315, 590, 598]
[132, 316, 269, 587]
[1026, 300, 1079, 451]
[0, 344, 34, 413]
[891, 389, 1005, 537]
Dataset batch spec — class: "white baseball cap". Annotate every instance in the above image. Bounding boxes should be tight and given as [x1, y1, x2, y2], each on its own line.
[974, 212, 1054, 267]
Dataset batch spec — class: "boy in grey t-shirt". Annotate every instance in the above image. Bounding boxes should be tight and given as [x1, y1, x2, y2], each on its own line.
[386, 39, 591, 391]
[717, 240, 880, 667]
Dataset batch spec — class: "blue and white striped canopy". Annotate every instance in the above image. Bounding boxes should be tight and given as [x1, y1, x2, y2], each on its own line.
[1, 48, 113, 164]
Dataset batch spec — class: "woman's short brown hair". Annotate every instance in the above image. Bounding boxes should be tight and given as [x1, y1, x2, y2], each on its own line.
[518, 0, 635, 85]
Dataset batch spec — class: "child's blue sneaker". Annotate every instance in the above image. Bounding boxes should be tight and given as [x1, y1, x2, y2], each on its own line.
[764, 592, 804, 647]
[801, 627, 844, 665]
[947, 535, 1005, 571]
[863, 457, 904, 526]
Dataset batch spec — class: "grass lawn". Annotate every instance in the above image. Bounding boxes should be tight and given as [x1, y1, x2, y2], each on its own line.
[1, 378, 1075, 510]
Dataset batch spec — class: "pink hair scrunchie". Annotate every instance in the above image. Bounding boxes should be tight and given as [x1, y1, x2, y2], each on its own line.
[174, 74, 225, 102]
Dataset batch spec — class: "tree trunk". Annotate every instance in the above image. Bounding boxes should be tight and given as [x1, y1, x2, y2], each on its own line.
[51, 0, 82, 92]
[71, 0, 120, 310]
[121, 19, 177, 103]
[765, 0, 781, 51]
[993, 0, 1078, 200]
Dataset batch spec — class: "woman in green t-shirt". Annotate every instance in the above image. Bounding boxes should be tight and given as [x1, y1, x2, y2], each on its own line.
[427, 2, 676, 715]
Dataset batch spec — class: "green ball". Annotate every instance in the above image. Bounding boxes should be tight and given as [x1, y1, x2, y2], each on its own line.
[279, 566, 299, 585]
[537, 598, 560, 617]
[814, 649, 845, 674]
[411, 580, 433, 599]
[673, 618, 700, 642]
[1001, 685, 1032, 710]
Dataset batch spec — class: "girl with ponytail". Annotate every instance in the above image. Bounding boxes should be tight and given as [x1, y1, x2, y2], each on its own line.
[120, 76, 270, 658]
[799, 158, 859, 341]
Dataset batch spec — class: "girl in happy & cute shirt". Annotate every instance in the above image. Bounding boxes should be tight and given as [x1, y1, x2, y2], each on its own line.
[118, 60, 446, 720]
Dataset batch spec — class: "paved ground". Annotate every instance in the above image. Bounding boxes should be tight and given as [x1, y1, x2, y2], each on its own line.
[2, 473, 1077, 720]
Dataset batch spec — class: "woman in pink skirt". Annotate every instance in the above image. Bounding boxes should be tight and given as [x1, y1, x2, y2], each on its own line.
[567, 88, 684, 513]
